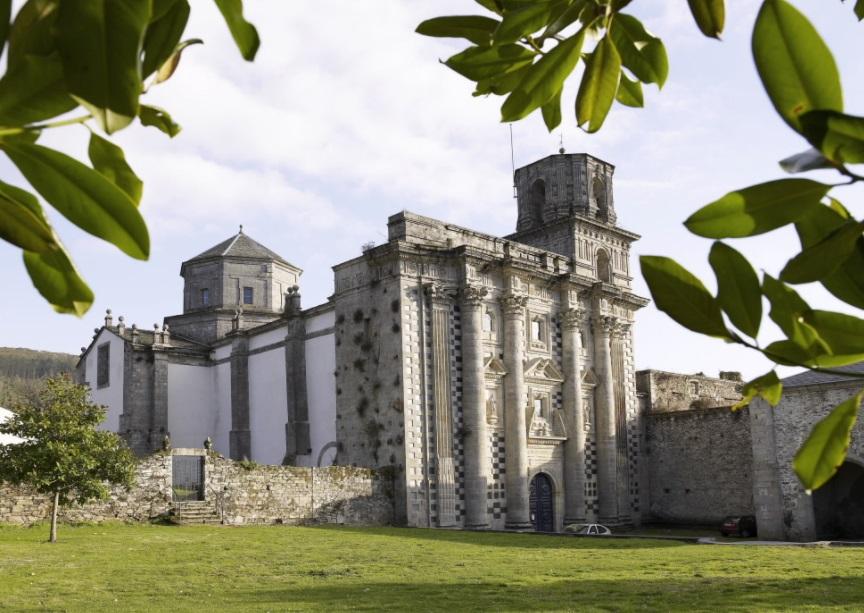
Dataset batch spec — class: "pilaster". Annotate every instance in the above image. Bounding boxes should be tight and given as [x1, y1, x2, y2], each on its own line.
[230, 335, 251, 460]
[461, 284, 489, 528]
[593, 313, 618, 523]
[561, 303, 587, 524]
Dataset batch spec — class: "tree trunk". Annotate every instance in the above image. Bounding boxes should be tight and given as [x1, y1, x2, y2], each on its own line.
[49, 491, 59, 543]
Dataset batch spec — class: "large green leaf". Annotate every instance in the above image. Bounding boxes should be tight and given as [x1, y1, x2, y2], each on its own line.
[687, 0, 725, 39]
[540, 0, 587, 40]
[474, 62, 533, 96]
[0, 180, 55, 253]
[154, 38, 203, 85]
[7, 0, 58, 67]
[794, 391, 863, 492]
[780, 220, 863, 284]
[2, 141, 149, 260]
[139, 104, 181, 137]
[475, 0, 503, 15]
[23, 246, 94, 316]
[56, 0, 151, 134]
[684, 178, 829, 238]
[800, 110, 864, 164]
[709, 242, 762, 338]
[640, 255, 730, 339]
[615, 71, 643, 108]
[541, 88, 562, 131]
[494, 1, 558, 44]
[0, 53, 76, 126]
[501, 31, 584, 122]
[733, 370, 782, 410]
[0, 0, 11, 62]
[795, 204, 864, 309]
[416, 15, 499, 46]
[88, 132, 143, 205]
[213, 0, 259, 61]
[446, 43, 536, 81]
[762, 274, 825, 352]
[142, 0, 191, 78]
[765, 339, 864, 368]
[752, 0, 842, 132]
[801, 310, 864, 356]
[609, 13, 668, 87]
[575, 36, 620, 133]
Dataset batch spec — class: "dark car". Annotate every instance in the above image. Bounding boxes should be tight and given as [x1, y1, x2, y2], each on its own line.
[721, 515, 758, 537]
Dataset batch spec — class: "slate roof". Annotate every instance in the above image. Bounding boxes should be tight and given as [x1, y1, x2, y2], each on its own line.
[782, 362, 864, 388]
[187, 231, 296, 268]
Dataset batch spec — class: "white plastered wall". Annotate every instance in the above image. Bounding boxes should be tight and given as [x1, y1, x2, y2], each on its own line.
[213, 345, 232, 456]
[0, 407, 24, 445]
[303, 309, 337, 467]
[83, 329, 125, 432]
[167, 363, 216, 449]
[249, 345, 288, 465]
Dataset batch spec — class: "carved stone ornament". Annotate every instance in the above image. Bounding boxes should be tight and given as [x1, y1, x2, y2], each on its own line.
[460, 285, 488, 306]
[592, 314, 617, 334]
[425, 283, 453, 303]
[560, 307, 585, 330]
[612, 320, 632, 338]
[499, 293, 529, 315]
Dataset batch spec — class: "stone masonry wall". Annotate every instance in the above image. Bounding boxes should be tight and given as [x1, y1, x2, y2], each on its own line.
[0, 451, 392, 526]
[644, 406, 753, 523]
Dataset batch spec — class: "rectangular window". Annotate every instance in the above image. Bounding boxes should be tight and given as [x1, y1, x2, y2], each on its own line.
[243, 286, 254, 305]
[97, 343, 110, 388]
[200, 288, 210, 306]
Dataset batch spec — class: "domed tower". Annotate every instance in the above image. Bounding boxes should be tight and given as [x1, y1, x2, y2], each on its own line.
[164, 229, 302, 344]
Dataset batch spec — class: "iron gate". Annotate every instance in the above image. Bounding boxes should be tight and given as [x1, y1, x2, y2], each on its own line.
[529, 473, 554, 532]
[172, 455, 205, 501]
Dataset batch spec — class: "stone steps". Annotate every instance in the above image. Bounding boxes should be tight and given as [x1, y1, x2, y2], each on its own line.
[170, 500, 221, 525]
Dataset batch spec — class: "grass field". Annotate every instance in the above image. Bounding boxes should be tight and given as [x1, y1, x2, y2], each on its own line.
[2, 524, 864, 611]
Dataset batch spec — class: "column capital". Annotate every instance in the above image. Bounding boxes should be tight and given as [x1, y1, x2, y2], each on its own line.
[560, 307, 586, 331]
[499, 293, 528, 316]
[460, 284, 488, 307]
[612, 319, 632, 338]
[425, 283, 454, 304]
[592, 314, 618, 334]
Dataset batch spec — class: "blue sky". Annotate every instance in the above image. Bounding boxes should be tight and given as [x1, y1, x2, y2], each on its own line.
[1, 0, 863, 380]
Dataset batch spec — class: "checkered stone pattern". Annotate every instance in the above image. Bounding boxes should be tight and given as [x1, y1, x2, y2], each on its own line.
[402, 288, 429, 526]
[488, 431, 507, 520]
[449, 304, 466, 524]
[622, 330, 641, 516]
[584, 434, 599, 517]
[552, 315, 563, 368]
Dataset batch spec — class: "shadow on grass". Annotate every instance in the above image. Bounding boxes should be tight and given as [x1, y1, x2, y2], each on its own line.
[219, 576, 864, 611]
[306, 524, 686, 551]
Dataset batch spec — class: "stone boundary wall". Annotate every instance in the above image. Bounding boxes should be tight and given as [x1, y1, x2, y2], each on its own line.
[0, 450, 393, 526]
[643, 406, 753, 524]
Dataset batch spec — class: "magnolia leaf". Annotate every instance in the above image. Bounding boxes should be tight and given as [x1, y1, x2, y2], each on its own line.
[88, 132, 143, 205]
[575, 36, 620, 133]
[540, 0, 587, 40]
[502, 30, 584, 122]
[752, 0, 842, 133]
[709, 242, 762, 338]
[687, 0, 725, 39]
[494, 2, 557, 44]
[800, 110, 864, 164]
[779, 148, 834, 174]
[155, 38, 203, 84]
[139, 104, 181, 137]
[0, 180, 56, 253]
[23, 246, 94, 316]
[640, 255, 730, 339]
[780, 221, 864, 284]
[541, 88, 562, 131]
[416, 15, 499, 46]
[615, 71, 643, 108]
[801, 310, 864, 356]
[475, 0, 503, 15]
[0, 0, 10, 61]
[733, 370, 782, 410]
[0, 53, 76, 126]
[685, 179, 830, 238]
[142, 0, 191, 78]
[794, 391, 863, 492]
[795, 204, 864, 309]
[446, 43, 536, 81]
[762, 274, 826, 352]
[213, 0, 259, 61]
[474, 62, 533, 96]
[2, 141, 149, 260]
[7, 0, 58, 67]
[609, 13, 668, 87]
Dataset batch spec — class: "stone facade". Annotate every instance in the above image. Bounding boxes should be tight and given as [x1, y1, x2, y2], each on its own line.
[637, 369, 743, 413]
[0, 450, 392, 526]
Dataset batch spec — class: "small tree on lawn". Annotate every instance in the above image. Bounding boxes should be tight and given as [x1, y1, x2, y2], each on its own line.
[0, 375, 136, 543]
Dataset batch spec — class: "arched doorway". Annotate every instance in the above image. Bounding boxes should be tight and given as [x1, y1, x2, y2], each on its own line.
[529, 473, 554, 532]
[813, 461, 864, 539]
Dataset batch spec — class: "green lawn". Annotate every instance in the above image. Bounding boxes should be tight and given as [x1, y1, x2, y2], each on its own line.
[1, 524, 863, 611]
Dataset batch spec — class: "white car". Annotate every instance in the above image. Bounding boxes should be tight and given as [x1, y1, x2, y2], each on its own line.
[565, 523, 612, 536]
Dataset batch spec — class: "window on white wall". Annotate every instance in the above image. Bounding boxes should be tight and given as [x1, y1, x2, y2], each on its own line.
[97, 343, 110, 388]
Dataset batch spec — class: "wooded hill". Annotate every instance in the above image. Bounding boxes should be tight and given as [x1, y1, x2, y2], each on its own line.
[0, 347, 77, 408]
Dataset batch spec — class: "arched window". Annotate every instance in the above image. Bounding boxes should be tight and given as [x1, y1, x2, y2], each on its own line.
[483, 311, 495, 333]
[593, 176, 608, 219]
[596, 250, 611, 283]
[529, 179, 546, 224]
[531, 318, 544, 342]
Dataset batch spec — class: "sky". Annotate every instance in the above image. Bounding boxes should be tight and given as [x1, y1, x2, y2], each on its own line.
[1, 0, 863, 381]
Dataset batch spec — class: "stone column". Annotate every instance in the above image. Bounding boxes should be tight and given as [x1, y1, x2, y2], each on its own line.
[461, 284, 489, 528]
[230, 335, 251, 460]
[561, 306, 586, 525]
[593, 314, 618, 523]
[501, 292, 532, 529]
[427, 284, 457, 527]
